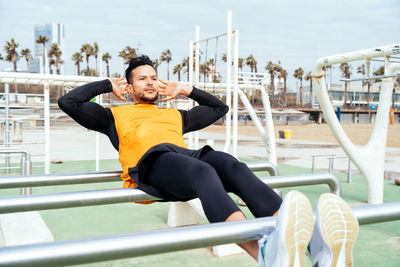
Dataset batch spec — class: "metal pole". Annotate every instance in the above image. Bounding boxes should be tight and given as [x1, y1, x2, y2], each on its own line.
[194, 26, 200, 149]
[0, 162, 278, 188]
[232, 30, 239, 158]
[328, 156, 334, 173]
[347, 158, 352, 183]
[44, 47, 50, 174]
[188, 41, 194, 149]
[311, 156, 315, 173]
[224, 10, 232, 153]
[0, 173, 340, 214]
[4, 83, 10, 174]
[0, 202, 398, 267]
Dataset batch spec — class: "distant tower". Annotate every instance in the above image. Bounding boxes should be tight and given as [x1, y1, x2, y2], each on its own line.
[29, 23, 65, 74]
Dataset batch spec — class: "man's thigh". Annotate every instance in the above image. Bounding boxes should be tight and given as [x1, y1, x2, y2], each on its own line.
[144, 152, 214, 199]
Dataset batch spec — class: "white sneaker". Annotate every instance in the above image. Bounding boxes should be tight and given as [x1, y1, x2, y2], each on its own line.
[258, 190, 314, 267]
[309, 193, 359, 267]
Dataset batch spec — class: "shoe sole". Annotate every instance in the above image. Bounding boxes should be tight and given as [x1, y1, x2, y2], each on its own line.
[318, 193, 359, 267]
[279, 191, 314, 267]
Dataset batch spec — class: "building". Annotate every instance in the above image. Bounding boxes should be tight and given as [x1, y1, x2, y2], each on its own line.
[29, 23, 65, 74]
[302, 82, 400, 108]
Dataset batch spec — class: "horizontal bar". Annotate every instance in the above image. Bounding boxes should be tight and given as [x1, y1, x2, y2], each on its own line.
[192, 32, 228, 44]
[0, 173, 340, 214]
[340, 74, 400, 82]
[0, 162, 278, 189]
[0, 202, 398, 267]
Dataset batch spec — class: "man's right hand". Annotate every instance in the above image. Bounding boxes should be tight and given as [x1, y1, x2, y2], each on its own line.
[108, 78, 128, 102]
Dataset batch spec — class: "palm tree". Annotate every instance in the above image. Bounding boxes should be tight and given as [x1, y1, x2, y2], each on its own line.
[36, 35, 49, 72]
[102, 53, 112, 77]
[200, 62, 210, 82]
[48, 43, 62, 74]
[304, 72, 313, 106]
[4, 38, 20, 72]
[21, 48, 31, 72]
[152, 58, 161, 74]
[160, 49, 172, 80]
[293, 67, 304, 106]
[246, 55, 257, 72]
[80, 43, 94, 71]
[266, 61, 281, 104]
[72, 52, 83, 75]
[340, 63, 352, 106]
[238, 58, 244, 71]
[0, 53, 3, 60]
[181, 57, 190, 81]
[278, 68, 288, 105]
[173, 64, 183, 81]
[119, 46, 137, 65]
[93, 42, 99, 73]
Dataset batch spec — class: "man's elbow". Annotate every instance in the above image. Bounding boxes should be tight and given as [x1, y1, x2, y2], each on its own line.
[222, 104, 229, 116]
[57, 96, 68, 113]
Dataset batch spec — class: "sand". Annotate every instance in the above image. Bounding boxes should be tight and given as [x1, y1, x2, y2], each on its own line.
[205, 123, 400, 148]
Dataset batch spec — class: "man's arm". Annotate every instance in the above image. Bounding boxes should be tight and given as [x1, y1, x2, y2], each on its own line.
[179, 87, 229, 133]
[58, 79, 119, 150]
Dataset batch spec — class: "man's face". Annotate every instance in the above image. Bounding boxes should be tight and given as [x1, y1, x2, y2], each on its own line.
[129, 65, 159, 104]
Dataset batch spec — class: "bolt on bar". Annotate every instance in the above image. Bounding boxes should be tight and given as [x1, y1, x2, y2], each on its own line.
[0, 202, 398, 267]
[0, 173, 340, 214]
[0, 162, 279, 189]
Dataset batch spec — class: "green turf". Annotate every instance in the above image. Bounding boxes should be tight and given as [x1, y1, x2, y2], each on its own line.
[1, 159, 399, 266]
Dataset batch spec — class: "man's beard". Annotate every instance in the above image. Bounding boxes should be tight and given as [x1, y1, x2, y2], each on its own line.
[134, 89, 159, 103]
[140, 93, 159, 103]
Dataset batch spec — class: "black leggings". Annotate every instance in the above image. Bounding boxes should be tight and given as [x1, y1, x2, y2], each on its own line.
[144, 150, 282, 223]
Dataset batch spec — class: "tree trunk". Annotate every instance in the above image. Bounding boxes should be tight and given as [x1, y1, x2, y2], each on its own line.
[106, 64, 110, 77]
[77, 64, 80, 76]
[300, 80, 303, 106]
[270, 73, 275, 106]
[344, 82, 348, 106]
[167, 62, 170, 80]
[309, 78, 313, 106]
[178, 71, 181, 81]
[284, 78, 287, 106]
[367, 82, 371, 105]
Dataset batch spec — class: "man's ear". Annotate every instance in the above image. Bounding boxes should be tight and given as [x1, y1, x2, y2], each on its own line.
[126, 84, 133, 94]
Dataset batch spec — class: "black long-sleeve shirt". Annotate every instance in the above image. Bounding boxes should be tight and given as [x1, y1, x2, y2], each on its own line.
[58, 79, 228, 151]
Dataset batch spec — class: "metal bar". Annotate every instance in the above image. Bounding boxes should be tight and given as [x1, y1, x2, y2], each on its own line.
[192, 32, 228, 44]
[340, 74, 399, 82]
[0, 202, 398, 267]
[0, 173, 340, 214]
[0, 162, 278, 188]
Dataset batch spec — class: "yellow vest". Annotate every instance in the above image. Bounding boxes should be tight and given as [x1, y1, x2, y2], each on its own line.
[111, 104, 187, 189]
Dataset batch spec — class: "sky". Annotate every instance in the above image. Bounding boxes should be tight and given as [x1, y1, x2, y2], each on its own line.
[0, 0, 399, 91]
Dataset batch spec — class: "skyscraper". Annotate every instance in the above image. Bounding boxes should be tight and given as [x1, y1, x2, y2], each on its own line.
[29, 23, 65, 74]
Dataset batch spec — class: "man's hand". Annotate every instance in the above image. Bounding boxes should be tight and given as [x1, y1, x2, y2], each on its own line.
[108, 78, 129, 101]
[158, 79, 193, 102]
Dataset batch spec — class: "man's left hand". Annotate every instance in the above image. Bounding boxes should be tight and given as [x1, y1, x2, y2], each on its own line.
[158, 79, 193, 102]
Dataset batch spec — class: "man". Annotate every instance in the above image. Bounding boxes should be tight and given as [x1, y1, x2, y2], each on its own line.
[59, 55, 358, 266]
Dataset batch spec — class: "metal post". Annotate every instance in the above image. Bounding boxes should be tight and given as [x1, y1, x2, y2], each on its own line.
[347, 158, 352, 183]
[232, 30, 239, 158]
[188, 41, 194, 149]
[224, 10, 232, 153]
[311, 155, 315, 173]
[4, 83, 10, 174]
[194, 26, 200, 149]
[329, 155, 334, 173]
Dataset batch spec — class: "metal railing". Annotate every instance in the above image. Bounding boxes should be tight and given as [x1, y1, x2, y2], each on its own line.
[0, 173, 340, 214]
[0, 162, 279, 189]
[0, 201, 398, 267]
[0, 148, 32, 195]
[311, 154, 353, 182]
